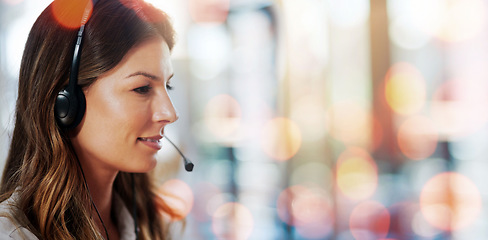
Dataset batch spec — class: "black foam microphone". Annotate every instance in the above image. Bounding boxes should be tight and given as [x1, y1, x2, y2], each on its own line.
[163, 135, 194, 172]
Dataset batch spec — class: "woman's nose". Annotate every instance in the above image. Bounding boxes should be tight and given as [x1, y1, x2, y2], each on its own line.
[153, 92, 179, 124]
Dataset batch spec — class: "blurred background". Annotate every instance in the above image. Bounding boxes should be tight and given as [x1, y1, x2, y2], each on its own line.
[1, 0, 488, 239]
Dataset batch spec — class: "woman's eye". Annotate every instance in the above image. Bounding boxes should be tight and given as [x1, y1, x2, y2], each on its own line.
[133, 85, 152, 94]
[166, 84, 174, 91]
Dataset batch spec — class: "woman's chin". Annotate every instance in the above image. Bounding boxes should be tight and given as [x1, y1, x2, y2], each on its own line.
[126, 157, 158, 173]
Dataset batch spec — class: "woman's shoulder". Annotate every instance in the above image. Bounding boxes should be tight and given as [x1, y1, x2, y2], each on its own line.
[0, 192, 38, 239]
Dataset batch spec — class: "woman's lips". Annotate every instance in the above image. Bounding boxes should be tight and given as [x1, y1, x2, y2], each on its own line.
[138, 137, 162, 150]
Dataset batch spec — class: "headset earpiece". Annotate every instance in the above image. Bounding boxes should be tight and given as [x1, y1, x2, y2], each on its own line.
[55, 85, 86, 129]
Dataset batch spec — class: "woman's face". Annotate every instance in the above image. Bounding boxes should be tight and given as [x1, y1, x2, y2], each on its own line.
[72, 37, 178, 174]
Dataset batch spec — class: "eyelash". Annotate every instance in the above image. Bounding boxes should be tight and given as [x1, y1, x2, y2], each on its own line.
[132, 84, 174, 94]
[133, 85, 152, 94]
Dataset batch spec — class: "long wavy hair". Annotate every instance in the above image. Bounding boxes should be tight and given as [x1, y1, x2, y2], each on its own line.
[0, 0, 181, 239]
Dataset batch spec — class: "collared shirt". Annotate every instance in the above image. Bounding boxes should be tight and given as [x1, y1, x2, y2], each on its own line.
[0, 191, 136, 240]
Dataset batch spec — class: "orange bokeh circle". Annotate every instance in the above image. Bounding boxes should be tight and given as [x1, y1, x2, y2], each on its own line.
[420, 172, 482, 231]
[336, 147, 378, 201]
[397, 116, 438, 160]
[261, 117, 302, 161]
[157, 179, 194, 221]
[52, 0, 93, 29]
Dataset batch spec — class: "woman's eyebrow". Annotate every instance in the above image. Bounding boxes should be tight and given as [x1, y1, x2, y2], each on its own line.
[125, 71, 174, 81]
[126, 71, 159, 80]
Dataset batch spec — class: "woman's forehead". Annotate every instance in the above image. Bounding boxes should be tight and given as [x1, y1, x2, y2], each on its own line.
[97, 37, 173, 82]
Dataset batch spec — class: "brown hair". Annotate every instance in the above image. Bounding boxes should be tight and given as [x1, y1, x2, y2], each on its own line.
[1, 0, 180, 239]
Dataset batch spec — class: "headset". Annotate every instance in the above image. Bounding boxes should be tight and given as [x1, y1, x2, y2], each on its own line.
[54, 0, 92, 129]
[53, 1, 193, 239]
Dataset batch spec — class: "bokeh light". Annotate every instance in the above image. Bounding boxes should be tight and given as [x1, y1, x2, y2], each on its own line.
[294, 187, 333, 239]
[276, 185, 333, 238]
[397, 116, 438, 160]
[212, 202, 254, 240]
[349, 201, 390, 240]
[384, 62, 426, 115]
[327, 101, 371, 148]
[336, 147, 378, 201]
[188, 0, 230, 24]
[261, 117, 302, 161]
[52, 0, 93, 29]
[158, 179, 194, 221]
[204, 94, 242, 141]
[431, 79, 488, 139]
[277, 185, 304, 226]
[420, 172, 482, 231]
[410, 0, 487, 42]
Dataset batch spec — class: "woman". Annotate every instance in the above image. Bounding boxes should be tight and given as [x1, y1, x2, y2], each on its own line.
[0, 0, 183, 239]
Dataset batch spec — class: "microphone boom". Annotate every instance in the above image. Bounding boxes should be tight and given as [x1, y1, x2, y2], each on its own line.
[163, 135, 194, 172]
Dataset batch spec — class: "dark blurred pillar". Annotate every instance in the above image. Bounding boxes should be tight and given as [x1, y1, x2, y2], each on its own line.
[369, 0, 400, 165]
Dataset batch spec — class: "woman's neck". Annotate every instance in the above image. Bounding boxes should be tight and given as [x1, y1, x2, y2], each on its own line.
[78, 158, 120, 239]
[87, 173, 115, 225]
